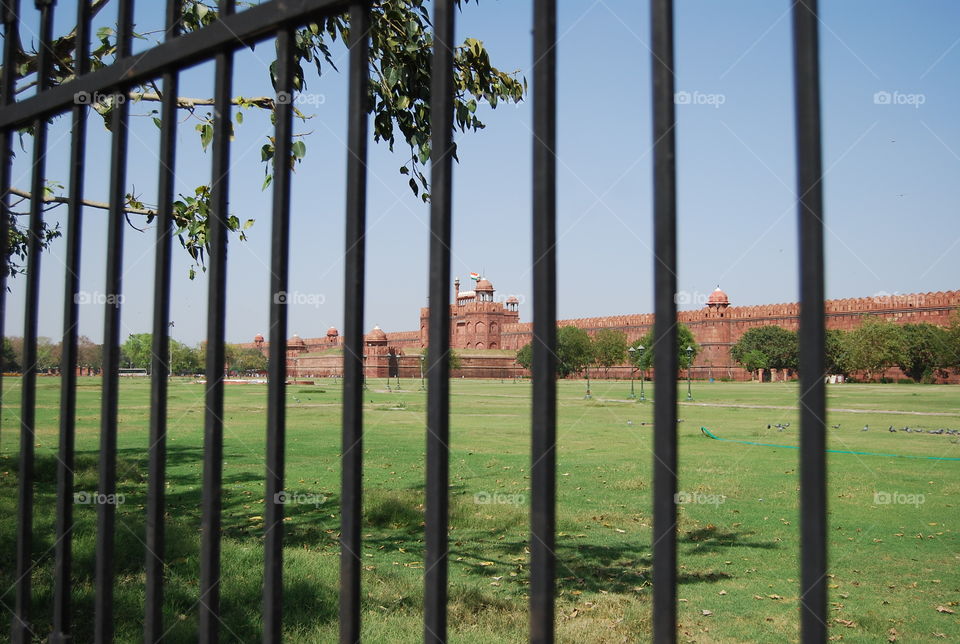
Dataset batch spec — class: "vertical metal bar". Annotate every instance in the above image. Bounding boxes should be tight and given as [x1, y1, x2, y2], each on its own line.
[262, 23, 294, 644]
[0, 0, 20, 459]
[339, 3, 369, 642]
[51, 0, 90, 640]
[650, 0, 678, 642]
[424, 1, 454, 641]
[792, 1, 828, 641]
[143, 1, 181, 640]
[95, 0, 133, 641]
[12, 2, 55, 641]
[199, 1, 235, 641]
[530, 1, 557, 642]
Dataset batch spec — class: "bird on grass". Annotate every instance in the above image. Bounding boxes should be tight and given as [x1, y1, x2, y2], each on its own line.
[889, 426, 896, 432]
[830, 424, 840, 429]
[861, 425, 869, 432]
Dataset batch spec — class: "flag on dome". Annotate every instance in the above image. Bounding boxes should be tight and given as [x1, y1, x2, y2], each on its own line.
[469, 272, 480, 281]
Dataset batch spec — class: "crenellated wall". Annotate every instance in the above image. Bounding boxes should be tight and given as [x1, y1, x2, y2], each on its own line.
[247, 289, 959, 382]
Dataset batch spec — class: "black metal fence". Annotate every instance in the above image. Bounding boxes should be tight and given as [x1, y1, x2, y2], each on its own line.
[0, 0, 827, 642]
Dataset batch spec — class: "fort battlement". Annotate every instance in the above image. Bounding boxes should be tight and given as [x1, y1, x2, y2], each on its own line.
[249, 287, 958, 382]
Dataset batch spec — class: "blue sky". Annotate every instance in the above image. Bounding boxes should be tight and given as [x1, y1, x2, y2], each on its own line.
[5, 0, 959, 346]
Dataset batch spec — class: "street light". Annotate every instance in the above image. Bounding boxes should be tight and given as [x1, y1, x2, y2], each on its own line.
[686, 345, 693, 401]
[395, 353, 401, 390]
[627, 346, 637, 399]
[638, 344, 646, 402]
[584, 366, 592, 400]
[419, 354, 425, 391]
[362, 353, 368, 390]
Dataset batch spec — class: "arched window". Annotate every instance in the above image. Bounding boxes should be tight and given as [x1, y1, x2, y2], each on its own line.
[475, 321, 486, 334]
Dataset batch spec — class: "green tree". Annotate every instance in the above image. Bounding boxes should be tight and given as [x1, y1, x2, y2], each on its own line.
[515, 326, 594, 379]
[515, 343, 532, 371]
[36, 337, 62, 372]
[4, 0, 524, 280]
[730, 325, 798, 375]
[824, 329, 850, 377]
[2, 337, 21, 373]
[227, 345, 268, 374]
[843, 317, 904, 381]
[629, 323, 700, 371]
[591, 329, 627, 376]
[121, 333, 153, 371]
[556, 326, 593, 378]
[169, 340, 202, 376]
[896, 323, 950, 383]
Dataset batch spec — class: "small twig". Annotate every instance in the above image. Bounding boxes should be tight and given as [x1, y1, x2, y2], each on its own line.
[7, 187, 156, 217]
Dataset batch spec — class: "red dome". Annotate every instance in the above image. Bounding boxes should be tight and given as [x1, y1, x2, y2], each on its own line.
[707, 287, 730, 306]
[254, 333, 265, 343]
[326, 326, 339, 337]
[365, 325, 387, 343]
[289, 334, 306, 348]
[506, 295, 519, 304]
[475, 278, 494, 292]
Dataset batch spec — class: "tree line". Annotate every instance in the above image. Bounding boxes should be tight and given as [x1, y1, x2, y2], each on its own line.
[515, 324, 701, 378]
[2, 333, 267, 376]
[730, 316, 960, 383]
[512, 314, 960, 383]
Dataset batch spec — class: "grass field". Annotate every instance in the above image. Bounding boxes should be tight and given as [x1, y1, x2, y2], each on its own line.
[1, 377, 958, 642]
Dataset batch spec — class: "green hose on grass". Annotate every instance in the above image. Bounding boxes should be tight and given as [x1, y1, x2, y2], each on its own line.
[700, 426, 960, 461]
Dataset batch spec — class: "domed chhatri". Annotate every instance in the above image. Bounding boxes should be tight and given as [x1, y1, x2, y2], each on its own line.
[254, 333, 265, 343]
[326, 326, 339, 337]
[365, 325, 388, 345]
[289, 334, 306, 349]
[475, 278, 494, 292]
[707, 286, 730, 308]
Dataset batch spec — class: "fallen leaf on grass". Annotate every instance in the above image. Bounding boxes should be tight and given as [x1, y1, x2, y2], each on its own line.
[834, 618, 857, 628]
[935, 606, 954, 614]
[701, 610, 713, 616]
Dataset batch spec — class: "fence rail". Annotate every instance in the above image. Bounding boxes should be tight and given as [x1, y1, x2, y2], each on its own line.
[0, 1, 827, 642]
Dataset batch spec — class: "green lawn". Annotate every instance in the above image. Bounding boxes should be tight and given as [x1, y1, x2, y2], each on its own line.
[1, 377, 958, 642]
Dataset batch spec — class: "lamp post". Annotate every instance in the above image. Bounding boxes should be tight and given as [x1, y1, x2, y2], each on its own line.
[637, 344, 646, 402]
[419, 353, 425, 391]
[362, 353, 368, 390]
[584, 366, 592, 400]
[686, 345, 693, 401]
[395, 354, 401, 390]
[627, 346, 637, 399]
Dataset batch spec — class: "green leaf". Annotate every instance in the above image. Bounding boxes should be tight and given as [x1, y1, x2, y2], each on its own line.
[152, 117, 162, 129]
[291, 140, 307, 159]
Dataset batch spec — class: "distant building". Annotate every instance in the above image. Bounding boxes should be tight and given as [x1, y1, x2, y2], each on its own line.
[242, 283, 960, 382]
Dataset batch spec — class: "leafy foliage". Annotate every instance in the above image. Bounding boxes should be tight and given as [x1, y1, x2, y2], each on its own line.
[896, 323, 951, 383]
[730, 325, 798, 374]
[591, 329, 627, 373]
[629, 323, 700, 371]
[843, 317, 904, 381]
[4, 0, 524, 280]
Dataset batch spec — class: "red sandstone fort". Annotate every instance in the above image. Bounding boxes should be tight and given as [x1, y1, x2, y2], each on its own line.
[242, 278, 960, 382]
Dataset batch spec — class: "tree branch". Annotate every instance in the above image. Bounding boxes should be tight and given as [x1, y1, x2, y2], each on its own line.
[7, 187, 156, 217]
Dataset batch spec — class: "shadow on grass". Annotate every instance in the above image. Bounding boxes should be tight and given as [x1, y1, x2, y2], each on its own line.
[1, 451, 779, 639]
